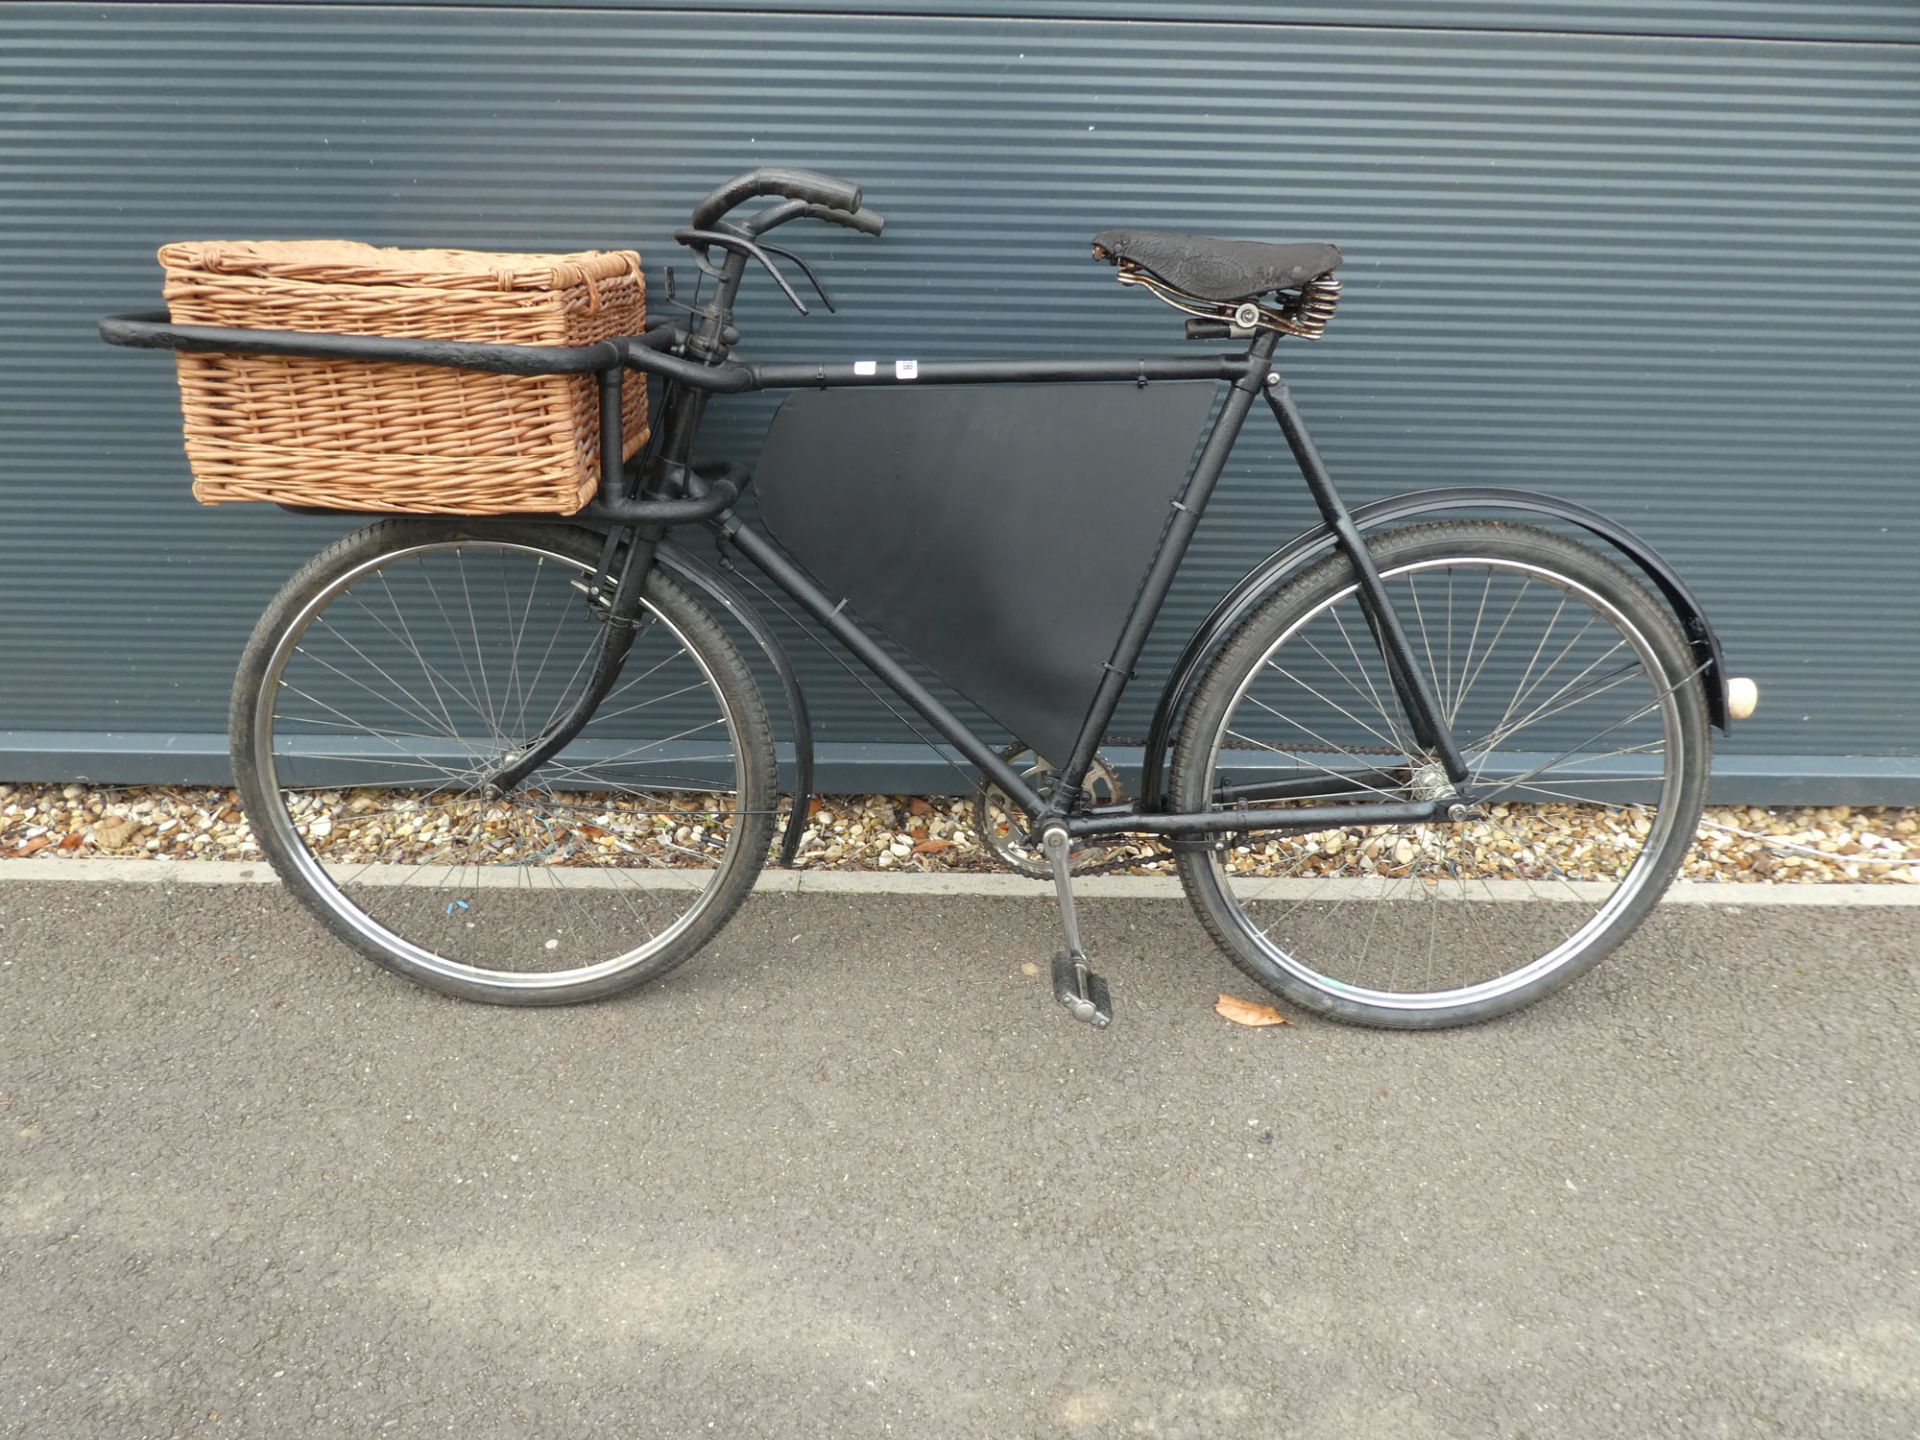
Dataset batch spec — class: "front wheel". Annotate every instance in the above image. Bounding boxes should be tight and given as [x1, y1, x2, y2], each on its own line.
[232, 519, 778, 1005]
[1169, 520, 1710, 1028]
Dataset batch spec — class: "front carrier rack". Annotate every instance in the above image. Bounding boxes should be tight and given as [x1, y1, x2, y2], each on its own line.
[98, 309, 759, 523]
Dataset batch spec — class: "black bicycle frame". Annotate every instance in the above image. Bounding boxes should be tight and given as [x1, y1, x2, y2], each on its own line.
[631, 319, 1471, 837]
[98, 306, 1472, 838]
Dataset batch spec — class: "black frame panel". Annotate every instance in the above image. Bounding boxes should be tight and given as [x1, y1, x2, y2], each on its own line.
[750, 379, 1222, 766]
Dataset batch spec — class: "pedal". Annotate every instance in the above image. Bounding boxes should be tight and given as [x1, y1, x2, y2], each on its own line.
[1052, 949, 1113, 1028]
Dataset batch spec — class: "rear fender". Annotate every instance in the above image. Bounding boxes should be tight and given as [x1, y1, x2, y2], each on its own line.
[1137, 487, 1730, 810]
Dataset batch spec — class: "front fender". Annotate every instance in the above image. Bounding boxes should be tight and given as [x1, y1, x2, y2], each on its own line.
[655, 539, 814, 867]
[1137, 487, 1731, 811]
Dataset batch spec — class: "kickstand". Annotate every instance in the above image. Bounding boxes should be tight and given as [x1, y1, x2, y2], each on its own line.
[1042, 825, 1112, 1028]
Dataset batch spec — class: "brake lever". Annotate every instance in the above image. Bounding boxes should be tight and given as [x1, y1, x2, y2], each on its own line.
[672, 227, 811, 315]
[755, 241, 834, 314]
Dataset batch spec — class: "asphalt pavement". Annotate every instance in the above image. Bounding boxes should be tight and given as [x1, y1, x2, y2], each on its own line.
[2, 879, 1917, 1438]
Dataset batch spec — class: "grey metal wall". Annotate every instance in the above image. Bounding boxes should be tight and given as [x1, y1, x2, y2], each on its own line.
[3, 3, 1916, 798]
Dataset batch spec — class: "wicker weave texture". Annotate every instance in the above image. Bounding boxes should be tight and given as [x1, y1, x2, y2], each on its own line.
[159, 240, 648, 515]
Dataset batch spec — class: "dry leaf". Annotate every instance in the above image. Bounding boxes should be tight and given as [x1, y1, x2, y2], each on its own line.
[1215, 993, 1292, 1028]
[909, 798, 934, 817]
[90, 818, 140, 848]
[912, 838, 952, 854]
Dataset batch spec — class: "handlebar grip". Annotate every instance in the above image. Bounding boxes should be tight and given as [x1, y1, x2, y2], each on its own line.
[691, 167, 862, 231]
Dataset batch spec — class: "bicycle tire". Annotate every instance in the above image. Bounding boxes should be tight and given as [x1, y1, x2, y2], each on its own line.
[1169, 520, 1710, 1028]
[231, 519, 777, 1005]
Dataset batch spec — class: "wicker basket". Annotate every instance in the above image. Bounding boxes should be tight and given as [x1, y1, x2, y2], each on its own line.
[158, 240, 648, 514]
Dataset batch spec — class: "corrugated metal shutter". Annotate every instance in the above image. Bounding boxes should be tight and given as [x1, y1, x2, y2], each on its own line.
[290, 2, 1920, 44]
[3, 3, 1916, 797]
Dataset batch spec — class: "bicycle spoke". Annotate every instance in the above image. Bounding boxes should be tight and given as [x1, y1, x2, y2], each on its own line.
[1328, 605, 1411, 754]
[1449, 575, 1531, 727]
[1196, 542, 1697, 1014]
[1467, 652, 1640, 770]
[1258, 663, 1407, 756]
[588, 678, 714, 727]
[288, 643, 462, 745]
[419, 558, 503, 751]
[250, 536, 763, 991]
[1223, 727, 1408, 802]
[1447, 568, 1495, 727]
[1478, 591, 1568, 756]
[359, 577, 480, 745]
[1474, 669, 1697, 806]
[454, 550, 503, 745]
[1404, 571, 1445, 728]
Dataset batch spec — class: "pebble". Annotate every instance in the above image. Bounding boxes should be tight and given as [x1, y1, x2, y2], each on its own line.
[0, 784, 1916, 885]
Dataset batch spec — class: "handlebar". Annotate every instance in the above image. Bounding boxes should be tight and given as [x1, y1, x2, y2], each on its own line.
[690, 167, 862, 231]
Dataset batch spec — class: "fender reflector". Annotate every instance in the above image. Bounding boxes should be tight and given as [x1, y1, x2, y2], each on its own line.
[1727, 676, 1759, 721]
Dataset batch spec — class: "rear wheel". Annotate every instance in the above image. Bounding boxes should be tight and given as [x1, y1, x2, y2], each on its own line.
[232, 519, 777, 1005]
[1169, 521, 1709, 1028]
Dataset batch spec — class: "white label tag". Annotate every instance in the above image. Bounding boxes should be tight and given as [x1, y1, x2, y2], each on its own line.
[895, 360, 919, 380]
[853, 360, 877, 377]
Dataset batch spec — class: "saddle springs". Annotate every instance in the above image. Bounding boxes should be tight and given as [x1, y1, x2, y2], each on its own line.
[1113, 260, 1342, 340]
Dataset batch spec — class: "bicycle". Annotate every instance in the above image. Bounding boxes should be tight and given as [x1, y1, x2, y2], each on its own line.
[101, 166, 1756, 1028]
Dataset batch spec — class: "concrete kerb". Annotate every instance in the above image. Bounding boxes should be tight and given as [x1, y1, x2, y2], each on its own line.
[2, 858, 1918, 905]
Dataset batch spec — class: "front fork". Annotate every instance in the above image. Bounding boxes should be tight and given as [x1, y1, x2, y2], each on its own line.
[482, 520, 663, 797]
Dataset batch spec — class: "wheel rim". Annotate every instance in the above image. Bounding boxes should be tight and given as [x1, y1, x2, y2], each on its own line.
[250, 539, 752, 990]
[1200, 555, 1693, 1012]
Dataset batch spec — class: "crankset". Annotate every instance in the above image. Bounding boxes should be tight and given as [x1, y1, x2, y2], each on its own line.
[975, 745, 1130, 877]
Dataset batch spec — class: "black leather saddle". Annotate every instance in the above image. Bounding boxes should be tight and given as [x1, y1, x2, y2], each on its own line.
[1091, 230, 1343, 303]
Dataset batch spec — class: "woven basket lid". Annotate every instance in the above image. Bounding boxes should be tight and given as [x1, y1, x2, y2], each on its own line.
[157, 239, 641, 293]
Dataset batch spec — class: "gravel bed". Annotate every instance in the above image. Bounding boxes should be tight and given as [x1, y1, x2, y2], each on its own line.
[3, 782, 1918, 883]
